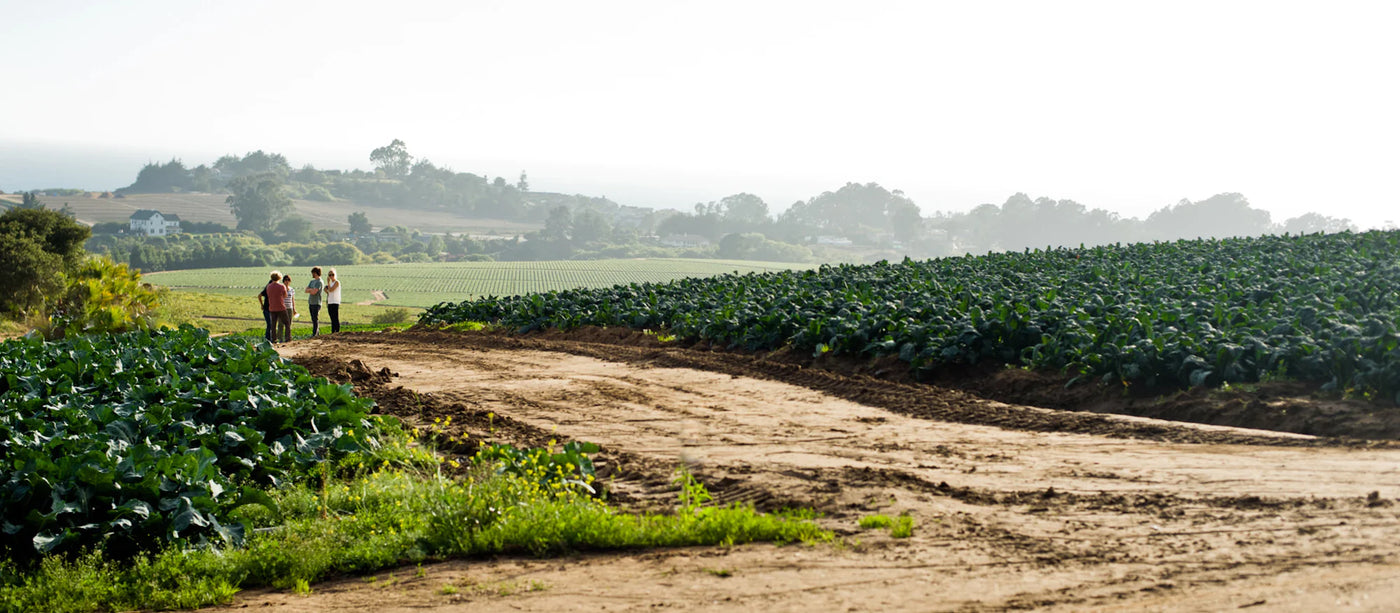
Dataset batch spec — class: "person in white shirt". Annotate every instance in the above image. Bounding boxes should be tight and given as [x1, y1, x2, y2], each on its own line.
[325, 268, 342, 333]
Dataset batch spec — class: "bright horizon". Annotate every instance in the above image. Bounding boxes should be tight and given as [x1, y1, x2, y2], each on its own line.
[3, 1, 1398, 228]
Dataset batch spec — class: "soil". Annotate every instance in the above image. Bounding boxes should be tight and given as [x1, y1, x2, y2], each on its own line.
[218, 328, 1400, 612]
[355, 290, 388, 306]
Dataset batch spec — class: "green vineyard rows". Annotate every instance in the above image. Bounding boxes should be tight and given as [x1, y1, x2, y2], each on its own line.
[144, 259, 807, 308]
[422, 232, 1400, 401]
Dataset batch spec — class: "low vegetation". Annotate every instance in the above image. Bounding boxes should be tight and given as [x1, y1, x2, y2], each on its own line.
[0, 327, 829, 613]
[144, 259, 806, 308]
[423, 230, 1400, 401]
[0, 326, 382, 560]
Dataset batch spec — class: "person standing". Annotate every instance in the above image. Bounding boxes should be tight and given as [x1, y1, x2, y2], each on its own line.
[258, 270, 281, 342]
[305, 266, 324, 337]
[265, 271, 290, 343]
[325, 268, 342, 333]
[280, 274, 298, 343]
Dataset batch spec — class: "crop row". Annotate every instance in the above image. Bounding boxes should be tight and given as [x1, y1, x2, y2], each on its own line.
[422, 231, 1400, 401]
[0, 326, 380, 559]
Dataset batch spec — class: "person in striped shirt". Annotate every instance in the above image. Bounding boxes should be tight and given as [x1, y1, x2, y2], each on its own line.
[279, 274, 298, 342]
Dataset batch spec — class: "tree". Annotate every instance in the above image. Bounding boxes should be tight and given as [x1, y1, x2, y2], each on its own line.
[718, 193, 770, 226]
[369, 139, 413, 178]
[0, 207, 92, 315]
[0, 207, 91, 269]
[427, 235, 446, 257]
[777, 182, 918, 242]
[543, 205, 572, 241]
[348, 211, 372, 234]
[1281, 213, 1355, 235]
[19, 191, 43, 209]
[226, 174, 293, 233]
[1143, 193, 1272, 241]
[213, 151, 291, 182]
[888, 197, 925, 244]
[122, 159, 194, 193]
[571, 209, 612, 244]
[0, 233, 63, 314]
[517, 171, 530, 192]
[273, 216, 314, 243]
[718, 232, 765, 258]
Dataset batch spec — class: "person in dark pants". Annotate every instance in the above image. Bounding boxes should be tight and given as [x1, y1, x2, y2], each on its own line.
[281, 274, 299, 342]
[258, 270, 281, 342]
[305, 266, 325, 336]
[265, 272, 290, 343]
[325, 268, 341, 333]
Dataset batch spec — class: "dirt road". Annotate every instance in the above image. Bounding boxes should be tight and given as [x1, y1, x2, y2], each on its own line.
[242, 329, 1400, 612]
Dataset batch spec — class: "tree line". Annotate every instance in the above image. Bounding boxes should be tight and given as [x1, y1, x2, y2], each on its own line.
[107, 141, 1362, 266]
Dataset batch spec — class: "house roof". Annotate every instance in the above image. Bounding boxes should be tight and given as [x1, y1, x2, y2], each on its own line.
[129, 210, 180, 222]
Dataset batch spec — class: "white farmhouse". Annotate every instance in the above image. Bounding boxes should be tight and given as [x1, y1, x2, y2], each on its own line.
[128, 210, 181, 236]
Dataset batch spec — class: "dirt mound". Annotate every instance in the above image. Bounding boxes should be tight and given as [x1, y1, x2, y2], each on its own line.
[299, 356, 398, 385]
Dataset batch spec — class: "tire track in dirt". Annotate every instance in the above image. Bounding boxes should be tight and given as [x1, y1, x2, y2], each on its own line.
[317, 329, 1337, 446]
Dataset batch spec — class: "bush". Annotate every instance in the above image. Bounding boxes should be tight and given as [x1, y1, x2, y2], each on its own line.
[371, 308, 411, 325]
[89, 222, 129, 235]
[301, 185, 334, 202]
[37, 256, 162, 339]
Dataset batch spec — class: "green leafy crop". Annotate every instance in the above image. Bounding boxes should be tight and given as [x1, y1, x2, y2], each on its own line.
[422, 231, 1400, 401]
[0, 325, 381, 560]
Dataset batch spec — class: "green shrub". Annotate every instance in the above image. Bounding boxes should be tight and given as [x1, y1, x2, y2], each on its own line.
[889, 514, 914, 538]
[371, 307, 411, 325]
[38, 256, 162, 339]
[858, 514, 893, 530]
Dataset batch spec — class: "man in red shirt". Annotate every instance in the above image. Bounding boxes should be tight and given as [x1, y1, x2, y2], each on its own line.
[265, 271, 290, 343]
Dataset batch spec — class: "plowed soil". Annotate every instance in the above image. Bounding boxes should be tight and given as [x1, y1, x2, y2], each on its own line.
[224, 329, 1400, 612]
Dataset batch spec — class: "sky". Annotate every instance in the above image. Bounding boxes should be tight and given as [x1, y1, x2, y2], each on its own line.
[2, 0, 1398, 228]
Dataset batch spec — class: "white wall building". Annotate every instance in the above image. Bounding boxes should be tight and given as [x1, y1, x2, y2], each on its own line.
[659, 233, 711, 248]
[128, 210, 181, 236]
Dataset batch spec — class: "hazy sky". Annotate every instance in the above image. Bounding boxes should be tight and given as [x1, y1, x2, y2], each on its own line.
[3, 1, 1398, 228]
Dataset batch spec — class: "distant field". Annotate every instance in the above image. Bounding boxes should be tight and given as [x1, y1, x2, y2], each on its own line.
[2, 192, 542, 235]
[145, 259, 810, 308]
[158, 290, 420, 335]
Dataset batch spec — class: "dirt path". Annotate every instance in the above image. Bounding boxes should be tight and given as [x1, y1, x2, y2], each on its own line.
[242, 330, 1400, 612]
[355, 290, 387, 306]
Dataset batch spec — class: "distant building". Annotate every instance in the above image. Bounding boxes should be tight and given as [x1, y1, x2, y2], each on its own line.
[815, 235, 853, 246]
[659, 233, 711, 248]
[129, 210, 181, 236]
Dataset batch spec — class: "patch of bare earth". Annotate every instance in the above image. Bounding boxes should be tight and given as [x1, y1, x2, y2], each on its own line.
[223, 329, 1400, 612]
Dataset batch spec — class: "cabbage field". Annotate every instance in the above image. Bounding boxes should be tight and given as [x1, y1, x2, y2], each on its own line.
[0, 326, 382, 561]
[423, 231, 1400, 401]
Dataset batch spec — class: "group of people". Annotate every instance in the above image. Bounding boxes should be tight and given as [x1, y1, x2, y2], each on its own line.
[258, 267, 341, 343]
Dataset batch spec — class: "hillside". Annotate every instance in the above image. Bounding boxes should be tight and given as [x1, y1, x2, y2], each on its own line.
[3, 192, 542, 235]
